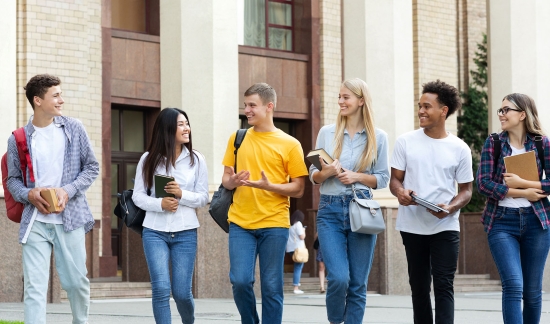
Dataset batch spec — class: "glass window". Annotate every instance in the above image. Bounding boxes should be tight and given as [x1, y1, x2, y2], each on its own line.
[239, 0, 293, 51]
[122, 111, 145, 152]
[112, 0, 146, 33]
[111, 110, 120, 151]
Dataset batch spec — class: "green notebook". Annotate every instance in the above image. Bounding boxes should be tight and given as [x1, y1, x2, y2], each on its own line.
[154, 174, 175, 198]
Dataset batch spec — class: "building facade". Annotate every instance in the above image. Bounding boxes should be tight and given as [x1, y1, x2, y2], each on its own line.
[1, 0, 550, 299]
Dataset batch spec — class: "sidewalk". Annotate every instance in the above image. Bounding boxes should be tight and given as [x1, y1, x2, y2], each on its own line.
[1, 292, 549, 323]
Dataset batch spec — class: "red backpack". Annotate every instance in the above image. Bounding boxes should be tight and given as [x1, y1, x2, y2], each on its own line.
[1, 128, 34, 223]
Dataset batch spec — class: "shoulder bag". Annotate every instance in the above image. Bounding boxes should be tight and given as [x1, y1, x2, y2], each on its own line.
[349, 184, 385, 234]
[208, 129, 247, 233]
[292, 224, 309, 263]
[114, 187, 151, 235]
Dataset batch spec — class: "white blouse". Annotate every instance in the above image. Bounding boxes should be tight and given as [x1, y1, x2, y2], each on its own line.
[132, 147, 209, 232]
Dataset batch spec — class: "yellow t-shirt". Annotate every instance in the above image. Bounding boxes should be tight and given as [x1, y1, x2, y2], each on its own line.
[222, 128, 308, 229]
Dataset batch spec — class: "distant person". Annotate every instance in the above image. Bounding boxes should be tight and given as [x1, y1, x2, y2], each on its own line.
[286, 210, 306, 294]
[133, 108, 209, 323]
[221, 83, 308, 324]
[310, 78, 390, 323]
[313, 234, 326, 293]
[390, 80, 473, 324]
[477, 93, 550, 324]
[6, 74, 99, 323]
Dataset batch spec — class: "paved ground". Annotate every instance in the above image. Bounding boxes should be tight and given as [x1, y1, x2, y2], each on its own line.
[1, 292, 549, 323]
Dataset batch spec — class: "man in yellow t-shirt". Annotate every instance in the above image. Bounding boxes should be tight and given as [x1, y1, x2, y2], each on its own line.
[221, 83, 308, 324]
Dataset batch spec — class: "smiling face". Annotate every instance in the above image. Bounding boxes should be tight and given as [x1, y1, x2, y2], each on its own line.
[175, 113, 190, 145]
[34, 85, 64, 118]
[499, 99, 525, 131]
[338, 86, 364, 118]
[243, 94, 272, 126]
[417, 92, 447, 129]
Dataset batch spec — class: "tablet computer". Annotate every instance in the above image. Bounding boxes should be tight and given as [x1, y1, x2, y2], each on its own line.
[410, 193, 449, 214]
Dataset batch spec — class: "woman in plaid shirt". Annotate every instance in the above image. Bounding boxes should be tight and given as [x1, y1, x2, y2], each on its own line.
[476, 93, 550, 324]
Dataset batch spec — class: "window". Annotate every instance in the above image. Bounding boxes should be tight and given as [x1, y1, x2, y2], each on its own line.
[238, 0, 293, 51]
[111, 0, 160, 35]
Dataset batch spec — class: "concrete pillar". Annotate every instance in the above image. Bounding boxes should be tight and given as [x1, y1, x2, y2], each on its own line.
[160, 0, 239, 298]
[487, 0, 550, 292]
[160, 0, 239, 192]
[0, 0, 17, 197]
[487, 0, 550, 133]
[343, 0, 414, 206]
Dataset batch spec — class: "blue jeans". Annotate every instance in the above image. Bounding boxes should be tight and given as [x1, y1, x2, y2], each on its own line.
[228, 223, 289, 324]
[142, 227, 197, 324]
[293, 261, 304, 286]
[317, 192, 377, 324]
[488, 206, 550, 324]
[23, 221, 89, 324]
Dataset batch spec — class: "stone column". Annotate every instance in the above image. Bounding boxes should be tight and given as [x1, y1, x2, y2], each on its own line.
[0, 0, 17, 197]
[487, 0, 550, 133]
[487, 0, 550, 291]
[342, 0, 415, 206]
[160, 0, 239, 298]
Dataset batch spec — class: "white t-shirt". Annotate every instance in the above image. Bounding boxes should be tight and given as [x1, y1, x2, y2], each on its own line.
[391, 129, 473, 234]
[32, 122, 66, 224]
[499, 145, 531, 208]
[286, 221, 305, 252]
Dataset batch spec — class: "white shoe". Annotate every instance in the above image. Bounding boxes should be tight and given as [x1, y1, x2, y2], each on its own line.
[293, 289, 304, 294]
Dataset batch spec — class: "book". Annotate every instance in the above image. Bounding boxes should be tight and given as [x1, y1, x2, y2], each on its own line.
[410, 193, 449, 213]
[504, 150, 539, 181]
[40, 189, 61, 213]
[306, 148, 335, 170]
[154, 174, 175, 198]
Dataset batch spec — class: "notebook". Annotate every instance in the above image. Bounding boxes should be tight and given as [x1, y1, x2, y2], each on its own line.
[154, 174, 176, 198]
[504, 150, 539, 181]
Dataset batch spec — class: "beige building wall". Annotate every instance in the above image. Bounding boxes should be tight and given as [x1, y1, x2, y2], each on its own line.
[413, 0, 459, 134]
[0, 1, 17, 197]
[319, 0, 342, 128]
[16, 1, 103, 219]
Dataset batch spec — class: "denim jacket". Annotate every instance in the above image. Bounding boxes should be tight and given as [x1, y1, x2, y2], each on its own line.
[6, 116, 99, 243]
[309, 124, 390, 195]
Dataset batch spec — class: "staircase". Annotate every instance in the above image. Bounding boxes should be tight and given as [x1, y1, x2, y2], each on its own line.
[453, 274, 501, 292]
[284, 275, 326, 294]
[61, 277, 152, 300]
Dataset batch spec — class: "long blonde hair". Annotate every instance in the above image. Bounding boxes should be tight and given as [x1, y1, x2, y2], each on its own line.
[333, 78, 377, 172]
[503, 93, 545, 136]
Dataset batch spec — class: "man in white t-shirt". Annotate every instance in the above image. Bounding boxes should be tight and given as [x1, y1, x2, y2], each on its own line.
[6, 74, 99, 324]
[389, 80, 473, 324]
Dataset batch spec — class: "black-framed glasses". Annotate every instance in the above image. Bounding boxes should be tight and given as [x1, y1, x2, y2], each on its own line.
[497, 107, 522, 116]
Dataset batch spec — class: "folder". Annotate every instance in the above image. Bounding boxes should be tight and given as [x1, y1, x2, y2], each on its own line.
[504, 150, 539, 181]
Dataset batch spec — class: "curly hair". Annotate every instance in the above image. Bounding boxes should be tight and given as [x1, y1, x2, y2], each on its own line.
[422, 79, 461, 119]
[24, 74, 61, 109]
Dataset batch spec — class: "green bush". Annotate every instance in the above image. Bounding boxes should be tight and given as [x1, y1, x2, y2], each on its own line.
[458, 34, 488, 212]
[0, 320, 24, 324]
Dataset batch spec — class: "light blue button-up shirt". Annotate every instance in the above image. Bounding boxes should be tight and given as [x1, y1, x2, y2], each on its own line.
[309, 124, 390, 195]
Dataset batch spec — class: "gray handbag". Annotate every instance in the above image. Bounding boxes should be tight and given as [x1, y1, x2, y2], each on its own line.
[349, 184, 386, 234]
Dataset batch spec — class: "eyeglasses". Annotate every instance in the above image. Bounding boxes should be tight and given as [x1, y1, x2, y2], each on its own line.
[497, 107, 522, 116]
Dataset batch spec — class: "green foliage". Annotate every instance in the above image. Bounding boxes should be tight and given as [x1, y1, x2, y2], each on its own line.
[0, 321, 24, 324]
[458, 34, 488, 212]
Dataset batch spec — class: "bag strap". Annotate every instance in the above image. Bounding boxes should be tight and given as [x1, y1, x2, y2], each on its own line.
[13, 127, 34, 185]
[491, 133, 500, 180]
[233, 129, 247, 172]
[351, 183, 372, 200]
[534, 135, 546, 179]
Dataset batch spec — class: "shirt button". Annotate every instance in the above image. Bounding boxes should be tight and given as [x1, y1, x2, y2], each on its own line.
[171, 234, 174, 238]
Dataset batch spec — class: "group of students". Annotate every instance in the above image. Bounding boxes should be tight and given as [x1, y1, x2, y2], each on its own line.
[6, 73, 550, 324]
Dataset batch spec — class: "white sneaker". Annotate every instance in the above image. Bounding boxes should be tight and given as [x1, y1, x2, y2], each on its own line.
[293, 289, 304, 294]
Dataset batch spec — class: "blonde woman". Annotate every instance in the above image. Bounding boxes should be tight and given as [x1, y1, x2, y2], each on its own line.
[309, 78, 389, 323]
[477, 93, 550, 324]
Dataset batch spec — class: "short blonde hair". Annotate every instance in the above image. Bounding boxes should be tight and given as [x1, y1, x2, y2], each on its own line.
[244, 83, 277, 108]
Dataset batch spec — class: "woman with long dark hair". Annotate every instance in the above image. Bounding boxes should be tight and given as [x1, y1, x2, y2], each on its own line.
[133, 108, 209, 324]
[477, 93, 550, 324]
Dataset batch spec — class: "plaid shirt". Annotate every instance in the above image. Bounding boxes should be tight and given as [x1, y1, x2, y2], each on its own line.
[476, 132, 550, 233]
[6, 116, 99, 243]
